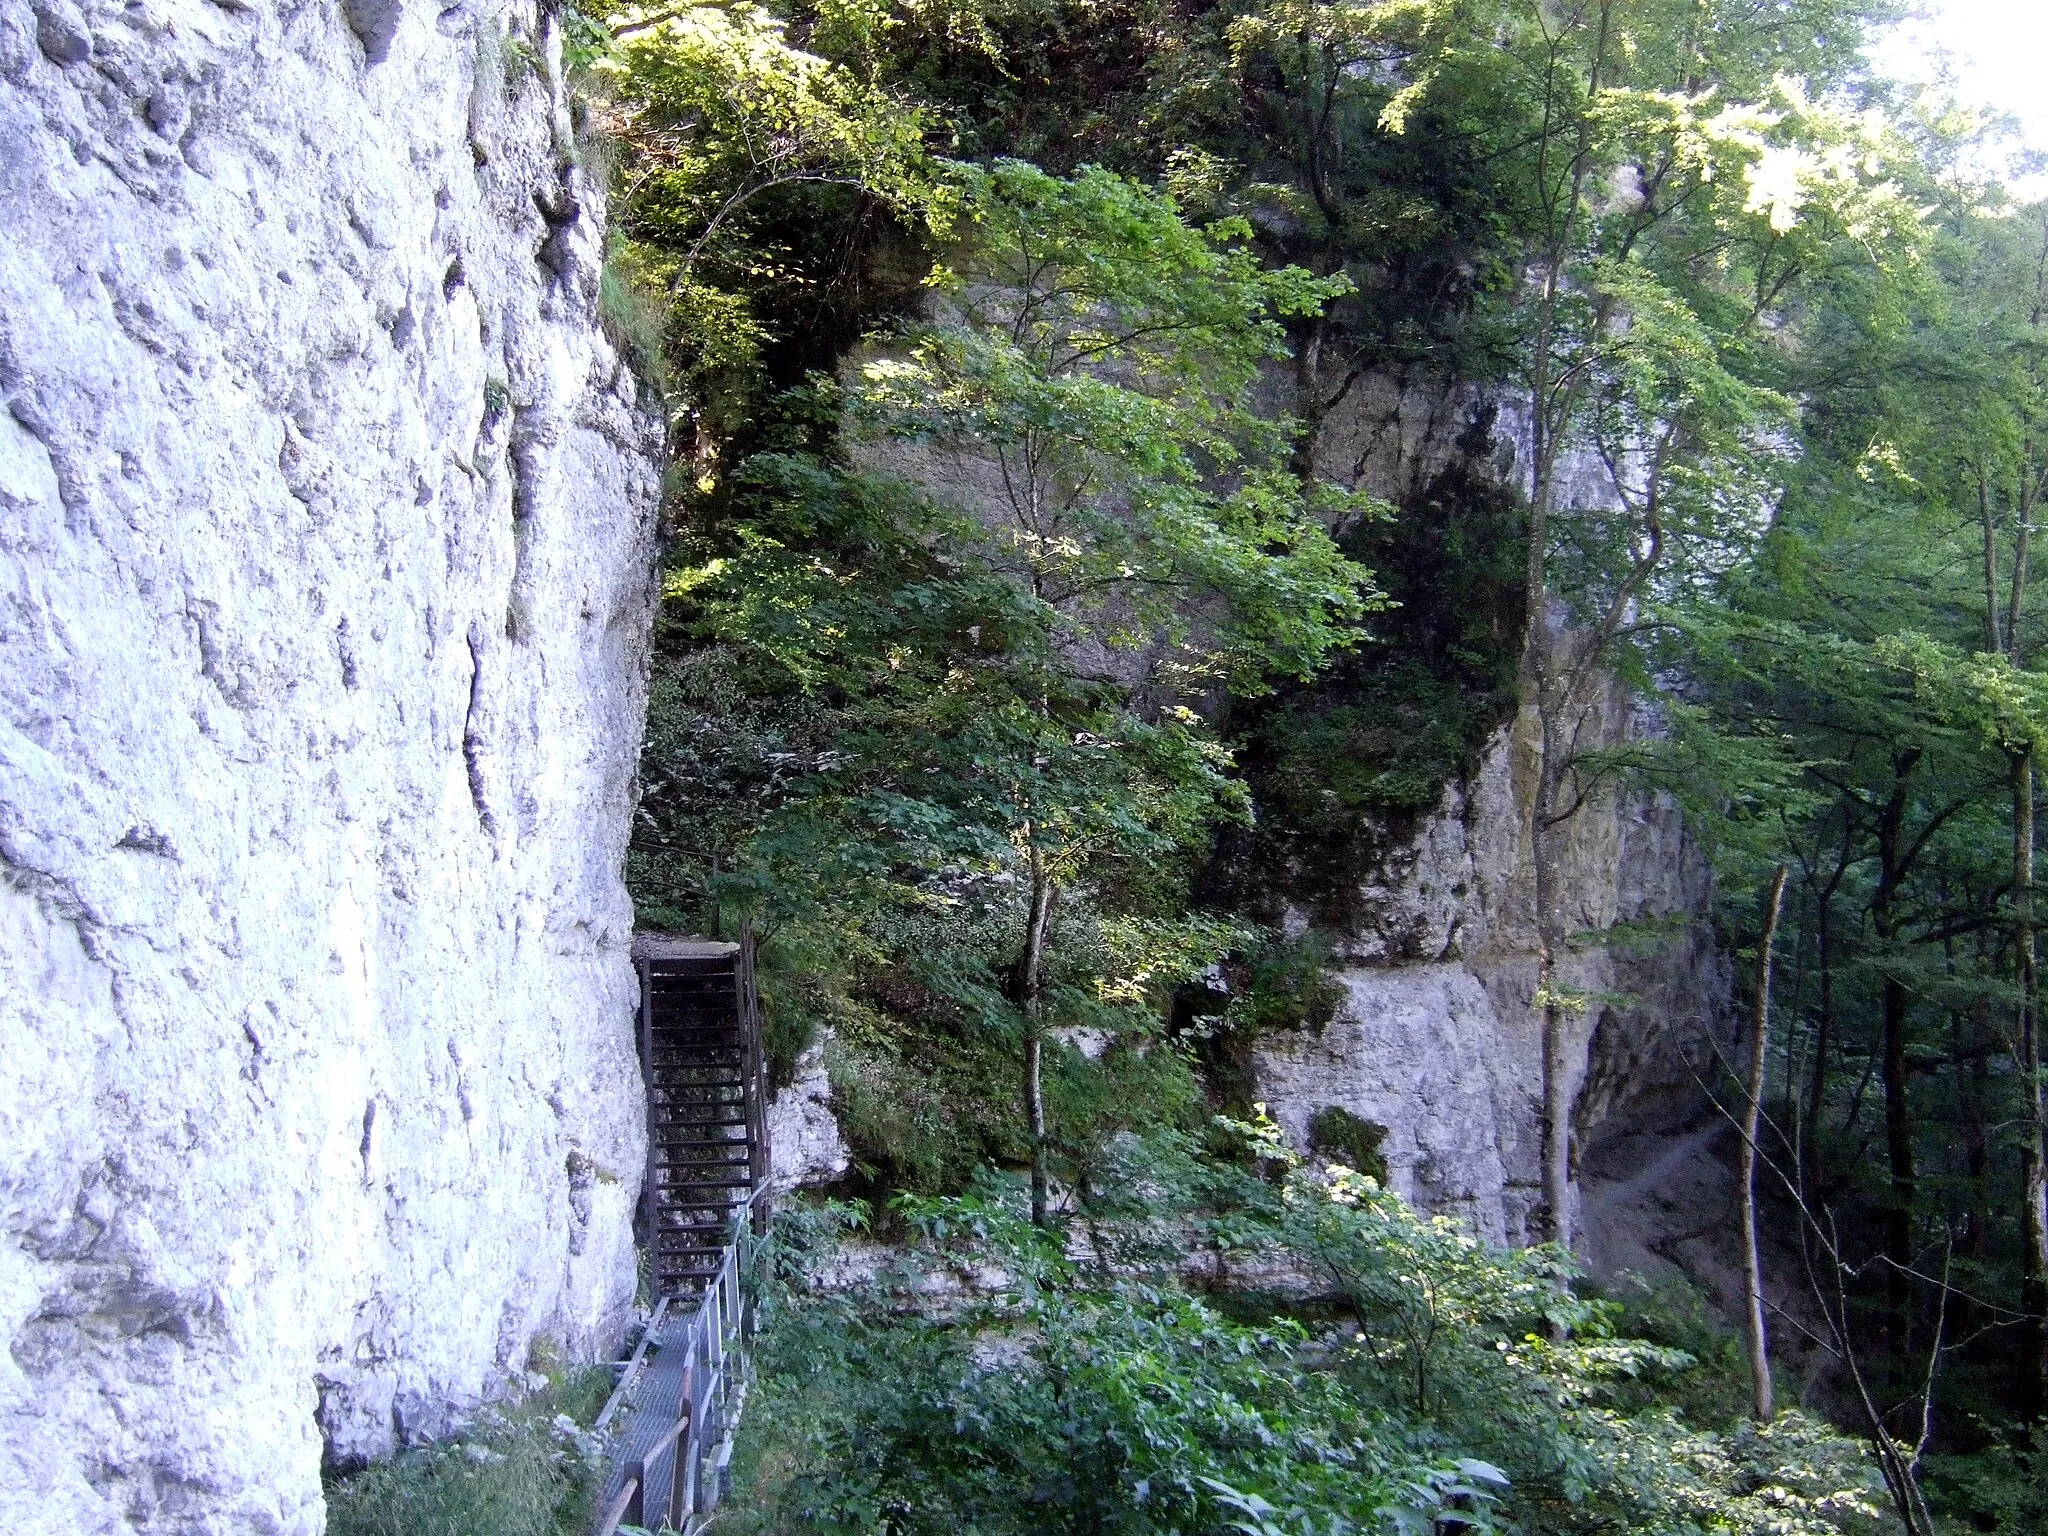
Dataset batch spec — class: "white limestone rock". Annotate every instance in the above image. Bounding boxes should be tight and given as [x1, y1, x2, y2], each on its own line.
[1246, 365, 1727, 1252]
[0, 1, 662, 1530]
[766, 1040, 850, 1195]
[1255, 675, 1726, 1247]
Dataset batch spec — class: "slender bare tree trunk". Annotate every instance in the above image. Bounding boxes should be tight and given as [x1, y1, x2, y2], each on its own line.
[1991, 469, 2045, 1415]
[1805, 874, 1835, 1194]
[2015, 747, 2047, 1420]
[1981, 468, 2005, 656]
[1742, 865, 1788, 1422]
[1018, 852, 1060, 1229]
[1533, 712, 1574, 1252]
[1521, 1, 1613, 1254]
[1949, 989, 1990, 1351]
[2013, 228, 2048, 1420]
[1876, 759, 1919, 1379]
[1023, 1019, 1048, 1224]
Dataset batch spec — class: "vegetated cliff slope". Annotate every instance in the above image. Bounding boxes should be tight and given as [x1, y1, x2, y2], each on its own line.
[777, 358, 1723, 1253]
[0, 2, 661, 1530]
[1249, 378, 1727, 1252]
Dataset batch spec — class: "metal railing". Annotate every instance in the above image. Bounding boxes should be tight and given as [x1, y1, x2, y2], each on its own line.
[594, 1211, 759, 1536]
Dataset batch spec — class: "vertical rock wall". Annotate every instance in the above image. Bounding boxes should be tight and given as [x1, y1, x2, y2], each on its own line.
[0, 0, 662, 1530]
[1252, 664, 1725, 1246]
[1252, 377, 1727, 1249]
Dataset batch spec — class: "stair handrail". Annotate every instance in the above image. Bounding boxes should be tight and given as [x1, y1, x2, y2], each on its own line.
[594, 1195, 767, 1536]
[736, 921, 773, 1234]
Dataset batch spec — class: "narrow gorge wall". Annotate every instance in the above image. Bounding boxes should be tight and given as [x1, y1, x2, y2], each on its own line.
[1252, 666, 1725, 1247]
[1251, 376, 1727, 1252]
[0, 1, 662, 1529]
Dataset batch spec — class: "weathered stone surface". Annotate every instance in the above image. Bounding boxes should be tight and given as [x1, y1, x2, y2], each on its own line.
[1254, 661, 1727, 1247]
[766, 1040, 851, 1195]
[0, 1, 661, 1529]
[1243, 365, 1726, 1251]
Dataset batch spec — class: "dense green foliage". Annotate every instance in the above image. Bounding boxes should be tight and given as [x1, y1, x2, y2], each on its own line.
[617, 104, 1378, 1210]
[556, 0, 2048, 1527]
[730, 1131, 1893, 1535]
[324, 1368, 613, 1536]
[1638, 152, 2048, 1522]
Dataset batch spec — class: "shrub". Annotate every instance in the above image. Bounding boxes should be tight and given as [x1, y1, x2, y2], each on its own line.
[723, 1133, 1896, 1536]
[324, 1368, 613, 1536]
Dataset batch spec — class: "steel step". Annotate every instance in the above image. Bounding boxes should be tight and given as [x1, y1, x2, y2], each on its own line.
[651, 1087, 745, 1096]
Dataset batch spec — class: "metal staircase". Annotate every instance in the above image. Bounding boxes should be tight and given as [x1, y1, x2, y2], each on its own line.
[634, 933, 770, 1295]
[594, 931, 772, 1535]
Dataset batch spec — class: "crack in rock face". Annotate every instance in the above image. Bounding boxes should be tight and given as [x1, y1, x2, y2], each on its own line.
[0, 0, 664, 1529]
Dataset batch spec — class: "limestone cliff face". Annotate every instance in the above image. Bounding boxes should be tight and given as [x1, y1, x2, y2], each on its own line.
[1252, 669, 1725, 1246]
[1253, 376, 1725, 1250]
[0, 1, 661, 1530]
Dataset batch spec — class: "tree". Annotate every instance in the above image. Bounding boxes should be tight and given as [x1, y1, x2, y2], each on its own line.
[592, 0, 941, 431]
[1494, 5, 1913, 1251]
[1743, 864, 1790, 1422]
[849, 161, 1377, 1220]
[1183, 0, 1909, 1250]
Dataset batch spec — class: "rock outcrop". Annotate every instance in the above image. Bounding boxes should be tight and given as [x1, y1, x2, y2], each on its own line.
[1253, 373, 1726, 1249]
[766, 1041, 852, 1195]
[1252, 669, 1725, 1246]
[0, 1, 661, 1530]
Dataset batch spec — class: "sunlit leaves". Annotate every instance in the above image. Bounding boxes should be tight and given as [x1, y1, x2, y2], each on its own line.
[589, 0, 943, 395]
[851, 159, 1381, 695]
[737, 1142, 1892, 1534]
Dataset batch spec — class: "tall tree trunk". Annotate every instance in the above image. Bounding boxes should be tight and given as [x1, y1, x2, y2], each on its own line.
[1806, 880, 1834, 1195]
[1995, 455, 2044, 1416]
[1523, 236, 1566, 1252]
[1881, 968, 1915, 1374]
[2016, 746, 2047, 1420]
[1952, 988, 1990, 1352]
[1289, 315, 1322, 483]
[1018, 854, 1060, 1229]
[1742, 867, 1788, 1422]
[1875, 752, 1919, 1375]
[1533, 709, 1574, 1251]
[1981, 467, 2005, 655]
[1519, 0, 1613, 1255]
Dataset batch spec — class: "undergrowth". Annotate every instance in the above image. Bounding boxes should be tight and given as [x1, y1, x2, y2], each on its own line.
[719, 1126, 1897, 1536]
[323, 1366, 615, 1536]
